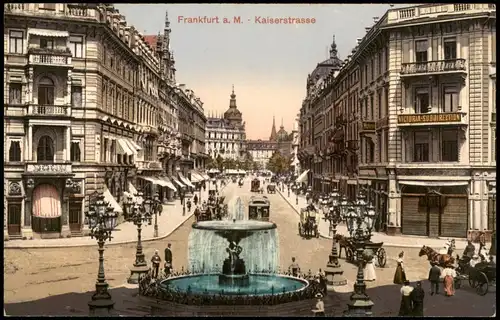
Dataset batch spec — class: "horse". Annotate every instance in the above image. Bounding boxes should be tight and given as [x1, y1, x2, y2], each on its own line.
[419, 245, 455, 267]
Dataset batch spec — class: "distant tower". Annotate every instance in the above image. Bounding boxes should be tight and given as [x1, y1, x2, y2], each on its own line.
[330, 35, 338, 59]
[269, 116, 278, 141]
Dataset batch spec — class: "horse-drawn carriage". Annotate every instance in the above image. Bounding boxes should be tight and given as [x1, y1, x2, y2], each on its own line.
[248, 196, 270, 221]
[267, 183, 276, 194]
[455, 259, 496, 296]
[336, 235, 387, 267]
[251, 178, 261, 193]
[298, 208, 319, 238]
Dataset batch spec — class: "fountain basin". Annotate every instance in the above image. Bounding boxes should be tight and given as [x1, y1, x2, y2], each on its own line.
[159, 273, 308, 296]
[192, 220, 277, 231]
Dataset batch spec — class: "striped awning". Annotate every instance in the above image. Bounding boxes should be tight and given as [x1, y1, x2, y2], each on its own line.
[128, 139, 143, 151]
[124, 139, 138, 155]
[28, 28, 69, 38]
[171, 177, 185, 188]
[117, 139, 134, 155]
[102, 187, 123, 214]
[158, 176, 177, 191]
[296, 170, 310, 184]
[201, 172, 210, 180]
[178, 172, 195, 188]
[33, 184, 61, 218]
[190, 170, 205, 182]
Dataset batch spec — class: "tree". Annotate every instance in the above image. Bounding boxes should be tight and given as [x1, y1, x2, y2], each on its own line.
[215, 154, 224, 171]
[252, 161, 262, 171]
[266, 151, 290, 174]
[205, 157, 216, 170]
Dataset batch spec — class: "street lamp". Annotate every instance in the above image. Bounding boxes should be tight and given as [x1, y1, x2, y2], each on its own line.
[124, 192, 152, 284]
[152, 192, 163, 238]
[324, 188, 347, 288]
[86, 192, 117, 315]
[345, 206, 358, 238]
[339, 195, 349, 221]
[345, 242, 374, 316]
[364, 203, 376, 241]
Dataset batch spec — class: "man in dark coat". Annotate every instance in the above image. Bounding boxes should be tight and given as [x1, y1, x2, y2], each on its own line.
[164, 243, 173, 276]
[428, 262, 441, 295]
[410, 281, 425, 316]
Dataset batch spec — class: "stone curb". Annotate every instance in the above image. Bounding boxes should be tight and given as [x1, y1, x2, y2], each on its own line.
[4, 184, 228, 250]
[276, 188, 455, 249]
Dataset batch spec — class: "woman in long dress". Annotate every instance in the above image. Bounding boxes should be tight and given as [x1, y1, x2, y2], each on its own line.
[365, 254, 377, 281]
[393, 251, 406, 285]
[442, 264, 457, 297]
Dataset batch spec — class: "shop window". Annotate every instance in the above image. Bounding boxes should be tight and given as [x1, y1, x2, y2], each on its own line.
[9, 30, 24, 54]
[9, 140, 22, 162]
[414, 88, 430, 114]
[442, 130, 459, 162]
[37, 135, 54, 162]
[69, 35, 84, 58]
[443, 86, 459, 112]
[413, 131, 429, 162]
[71, 141, 81, 162]
[32, 217, 61, 233]
[9, 83, 22, 104]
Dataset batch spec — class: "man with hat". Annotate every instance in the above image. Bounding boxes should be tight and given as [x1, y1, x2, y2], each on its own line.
[288, 257, 301, 277]
[311, 293, 325, 317]
[164, 243, 173, 276]
[428, 261, 441, 295]
[151, 250, 162, 279]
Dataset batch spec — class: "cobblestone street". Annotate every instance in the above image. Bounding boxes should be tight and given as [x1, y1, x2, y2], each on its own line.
[4, 181, 496, 316]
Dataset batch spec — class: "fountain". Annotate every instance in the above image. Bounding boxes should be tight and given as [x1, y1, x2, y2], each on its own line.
[138, 197, 319, 316]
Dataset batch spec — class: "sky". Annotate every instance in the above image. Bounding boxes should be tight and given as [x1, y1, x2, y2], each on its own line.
[115, 4, 408, 140]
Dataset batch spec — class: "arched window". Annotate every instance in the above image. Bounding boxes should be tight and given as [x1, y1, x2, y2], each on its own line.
[37, 135, 54, 162]
[38, 76, 55, 105]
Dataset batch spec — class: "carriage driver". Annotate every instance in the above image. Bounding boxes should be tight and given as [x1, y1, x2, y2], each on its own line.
[462, 240, 476, 263]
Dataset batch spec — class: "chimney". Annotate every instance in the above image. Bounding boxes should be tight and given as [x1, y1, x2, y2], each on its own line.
[356, 38, 363, 45]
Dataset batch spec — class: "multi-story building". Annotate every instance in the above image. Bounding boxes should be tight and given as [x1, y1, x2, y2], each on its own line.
[290, 114, 301, 176]
[300, 3, 496, 240]
[205, 87, 246, 160]
[4, 4, 204, 241]
[297, 36, 342, 190]
[246, 139, 277, 169]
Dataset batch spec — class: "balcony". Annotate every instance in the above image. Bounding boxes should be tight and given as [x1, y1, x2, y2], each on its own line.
[360, 121, 376, 134]
[26, 104, 71, 117]
[136, 161, 162, 171]
[28, 48, 72, 68]
[24, 162, 72, 176]
[400, 59, 466, 77]
[397, 112, 467, 128]
[388, 4, 495, 24]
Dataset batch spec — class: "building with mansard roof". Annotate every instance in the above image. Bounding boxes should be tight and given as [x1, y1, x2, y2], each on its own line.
[205, 87, 247, 161]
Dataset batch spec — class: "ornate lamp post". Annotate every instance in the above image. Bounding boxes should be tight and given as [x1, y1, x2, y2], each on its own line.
[339, 194, 349, 221]
[152, 192, 163, 238]
[324, 188, 347, 288]
[124, 192, 152, 284]
[345, 206, 358, 238]
[364, 203, 376, 241]
[86, 192, 118, 315]
[346, 242, 374, 316]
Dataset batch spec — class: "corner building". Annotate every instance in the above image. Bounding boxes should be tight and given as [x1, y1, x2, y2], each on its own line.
[4, 4, 205, 241]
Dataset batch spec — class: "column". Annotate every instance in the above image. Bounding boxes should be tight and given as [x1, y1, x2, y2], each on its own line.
[28, 124, 33, 161]
[27, 67, 34, 103]
[67, 70, 72, 105]
[66, 127, 71, 161]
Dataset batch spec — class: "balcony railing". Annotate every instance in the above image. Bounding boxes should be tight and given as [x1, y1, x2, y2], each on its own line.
[25, 162, 72, 174]
[5, 3, 99, 21]
[401, 59, 466, 76]
[388, 4, 495, 24]
[28, 48, 72, 67]
[27, 105, 70, 116]
[397, 112, 466, 126]
[136, 161, 162, 170]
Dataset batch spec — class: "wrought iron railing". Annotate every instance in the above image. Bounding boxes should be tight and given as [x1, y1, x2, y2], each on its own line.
[27, 105, 70, 116]
[401, 59, 466, 75]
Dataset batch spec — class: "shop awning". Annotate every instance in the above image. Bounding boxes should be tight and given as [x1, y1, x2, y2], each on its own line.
[190, 170, 204, 182]
[28, 28, 69, 38]
[103, 187, 123, 214]
[123, 139, 138, 155]
[32, 184, 62, 218]
[171, 177, 185, 188]
[399, 180, 469, 187]
[201, 172, 210, 180]
[157, 176, 177, 191]
[117, 139, 134, 155]
[138, 175, 172, 189]
[128, 139, 143, 151]
[296, 170, 310, 183]
[178, 172, 195, 188]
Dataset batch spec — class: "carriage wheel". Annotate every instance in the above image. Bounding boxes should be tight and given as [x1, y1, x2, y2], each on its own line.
[377, 248, 387, 268]
[476, 272, 489, 296]
[468, 269, 478, 288]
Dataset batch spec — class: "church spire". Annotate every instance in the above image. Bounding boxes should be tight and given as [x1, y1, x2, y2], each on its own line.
[270, 116, 278, 141]
[280, 117, 284, 129]
[329, 34, 338, 59]
[229, 85, 237, 108]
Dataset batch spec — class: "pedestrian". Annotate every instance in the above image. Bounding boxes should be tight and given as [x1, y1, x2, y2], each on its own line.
[398, 280, 414, 316]
[311, 293, 325, 317]
[193, 194, 198, 206]
[442, 263, 457, 297]
[364, 254, 377, 282]
[164, 243, 173, 276]
[410, 281, 425, 316]
[393, 251, 406, 284]
[428, 261, 441, 295]
[151, 250, 162, 278]
[317, 268, 327, 295]
[289, 257, 300, 277]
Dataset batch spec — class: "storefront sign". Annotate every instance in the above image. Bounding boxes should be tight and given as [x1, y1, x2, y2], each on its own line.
[398, 113, 462, 124]
[362, 121, 376, 131]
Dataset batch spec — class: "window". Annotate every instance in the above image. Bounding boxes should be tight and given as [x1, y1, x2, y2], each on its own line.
[370, 59, 374, 81]
[40, 37, 54, 49]
[367, 139, 375, 163]
[37, 77, 55, 105]
[442, 130, 459, 162]
[110, 140, 116, 163]
[413, 132, 429, 162]
[69, 36, 83, 58]
[9, 30, 24, 54]
[71, 86, 82, 108]
[384, 130, 389, 163]
[415, 40, 428, 63]
[9, 83, 22, 104]
[378, 51, 383, 75]
[377, 90, 382, 119]
[9, 140, 21, 162]
[370, 95, 374, 120]
[444, 37, 457, 60]
[70, 142, 81, 162]
[37, 135, 54, 162]
[415, 88, 430, 113]
[377, 132, 383, 163]
[443, 86, 459, 112]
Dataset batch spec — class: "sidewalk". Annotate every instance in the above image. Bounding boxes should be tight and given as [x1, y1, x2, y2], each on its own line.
[4, 185, 227, 249]
[277, 188, 468, 250]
